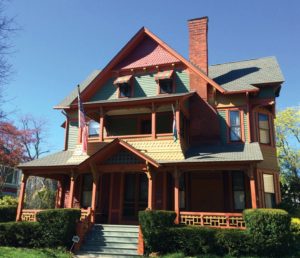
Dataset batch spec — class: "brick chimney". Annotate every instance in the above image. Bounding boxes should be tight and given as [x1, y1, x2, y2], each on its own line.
[188, 17, 208, 74]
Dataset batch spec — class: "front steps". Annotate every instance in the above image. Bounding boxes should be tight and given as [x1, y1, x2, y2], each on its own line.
[75, 224, 140, 258]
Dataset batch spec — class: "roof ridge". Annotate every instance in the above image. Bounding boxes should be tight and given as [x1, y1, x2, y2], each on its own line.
[209, 56, 276, 67]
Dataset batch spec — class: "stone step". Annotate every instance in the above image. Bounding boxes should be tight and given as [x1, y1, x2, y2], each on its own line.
[82, 241, 138, 249]
[75, 251, 140, 257]
[89, 230, 139, 237]
[85, 236, 138, 243]
[91, 225, 139, 233]
[79, 247, 138, 255]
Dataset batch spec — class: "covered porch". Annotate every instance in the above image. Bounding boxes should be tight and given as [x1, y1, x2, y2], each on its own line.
[16, 140, 269, 230]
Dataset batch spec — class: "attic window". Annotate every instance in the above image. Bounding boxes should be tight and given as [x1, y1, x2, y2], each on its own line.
[113, 75, 133, 98]
[155, 70, 174, 94]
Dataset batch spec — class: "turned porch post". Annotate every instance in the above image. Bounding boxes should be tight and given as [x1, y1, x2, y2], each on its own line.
[151, 103, 156, 140]
[16, 173, 29, 221]
[90, 163, 99, 223]
[55, 180, 63, 208]
[146, 163, 155, 210]
[248, 166, 257, 209]
[68, 171, 76, 208]
[173, 167, 181, 224]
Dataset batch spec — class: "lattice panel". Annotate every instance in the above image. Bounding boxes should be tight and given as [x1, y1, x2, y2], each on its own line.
[21, 212, 37, 222]
[180, 212, 245, 229]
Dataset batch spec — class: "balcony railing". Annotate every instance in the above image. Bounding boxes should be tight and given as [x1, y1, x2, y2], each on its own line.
[180, 211, 246, 229]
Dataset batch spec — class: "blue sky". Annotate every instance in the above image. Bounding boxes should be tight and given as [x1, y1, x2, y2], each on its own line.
[3, 0, 300, 153]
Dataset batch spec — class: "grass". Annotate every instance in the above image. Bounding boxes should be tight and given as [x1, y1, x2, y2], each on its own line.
[0, 247, 72, 258]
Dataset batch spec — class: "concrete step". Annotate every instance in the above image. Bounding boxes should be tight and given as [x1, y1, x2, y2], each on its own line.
[86, 231, 138, 238]
[92, 225, 139, 233]
[79, 247, 138, 255]
[82, 241, 138, 249]
[75, 251, 140, 257]
[85, 236, 138, 243]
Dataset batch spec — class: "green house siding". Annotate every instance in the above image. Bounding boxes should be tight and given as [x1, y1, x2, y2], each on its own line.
[89, 70, 190, 101]
[257, 87, 275, 99]
[68, 121, 78, 150]
[218, 110, 227, 144]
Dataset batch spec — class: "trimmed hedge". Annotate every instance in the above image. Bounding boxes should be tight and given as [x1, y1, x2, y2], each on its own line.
[244, 208, 291, 256]
[0, 208, 80, 249]
[0, 205, 17, 222]
[37, 209, 81, 248]
[139, 210, 176, 253]
[0, 222, 41, 247]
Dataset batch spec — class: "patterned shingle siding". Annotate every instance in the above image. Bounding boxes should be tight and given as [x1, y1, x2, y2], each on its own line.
[105, 149, 143, 164]
[218, 110, 227, 144]
[68, 121, 79, 150]
[89, 70, 190, 101]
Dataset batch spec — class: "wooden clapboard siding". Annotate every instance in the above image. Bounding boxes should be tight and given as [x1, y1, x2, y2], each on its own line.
[216, 93, 247, 108]
[257, 145, 279, 171]
[68, 121, 79, 150]
[218, 110, 227, 144]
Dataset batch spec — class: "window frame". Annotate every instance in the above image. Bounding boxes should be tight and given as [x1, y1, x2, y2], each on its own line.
[257, 112, 272, 145]
[263, 173, 276, 208]
[226, 108, 245, 143]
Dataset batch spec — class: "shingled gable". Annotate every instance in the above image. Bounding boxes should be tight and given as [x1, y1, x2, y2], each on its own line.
[54, 27, 226, 109]
[78, 138, 160, 170]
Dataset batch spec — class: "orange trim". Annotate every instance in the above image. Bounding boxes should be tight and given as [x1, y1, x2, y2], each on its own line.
[69, 176, 75, 208]
[16, 174, 28, 221]
[174, 173, 180, 224]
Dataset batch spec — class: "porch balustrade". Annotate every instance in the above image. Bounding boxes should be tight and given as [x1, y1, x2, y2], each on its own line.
[180, 211, 245, 229]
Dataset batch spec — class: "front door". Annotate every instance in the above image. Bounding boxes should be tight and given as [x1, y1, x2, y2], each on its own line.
[122, 173, 148, 222]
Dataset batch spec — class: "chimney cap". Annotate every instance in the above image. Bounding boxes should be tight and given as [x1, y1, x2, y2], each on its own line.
[188, 16, 209, 22]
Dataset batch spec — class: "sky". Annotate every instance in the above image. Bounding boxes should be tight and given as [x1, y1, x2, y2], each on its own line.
[3, 0, 300, 154]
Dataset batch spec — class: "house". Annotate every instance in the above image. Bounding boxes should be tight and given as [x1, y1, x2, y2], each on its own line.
[0, 166, 21, 197]
[17, 17, 284, 230]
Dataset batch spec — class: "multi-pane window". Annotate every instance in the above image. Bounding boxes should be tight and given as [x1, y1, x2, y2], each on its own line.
[81, 174, 93, 208]
[159, 79, 173, 94]
[258, 113, 270, 144]
[119, 83, 131, 98]
[88, 120, 99, 137]
[229, 110, 241, 142]
[263, 174, 275, 208]
[232, 172, 245, 210]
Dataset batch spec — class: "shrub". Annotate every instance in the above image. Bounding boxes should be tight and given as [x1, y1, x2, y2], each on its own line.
[0, 222, 41, 247]
[0, 196, 18, 206]
[139, 210, 176, 253]
[0, 205, 17, 222]
[244, 208, 291, 256]
[215, 229, 252, 257]
[36, 208, 81, 248]
[291, 218, 300, 253]
[168, 226, 218, 256]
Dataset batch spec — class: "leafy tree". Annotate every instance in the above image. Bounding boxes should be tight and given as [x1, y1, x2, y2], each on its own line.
[275, 106, 300, 210]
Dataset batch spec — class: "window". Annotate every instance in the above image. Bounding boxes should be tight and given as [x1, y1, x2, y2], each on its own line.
[159, 79, 173, 94]
[88, 120, 99, 137]
[229, 110, 241, 142]
[81, 174, 93, 208]
[232, 172, 245, 210]
[119, 83, 131, 98]
[263, 174, 275, 208]
[258, 113, 270, 144]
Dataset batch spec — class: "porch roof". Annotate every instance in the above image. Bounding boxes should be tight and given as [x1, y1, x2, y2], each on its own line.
[159, 142, 263, 164]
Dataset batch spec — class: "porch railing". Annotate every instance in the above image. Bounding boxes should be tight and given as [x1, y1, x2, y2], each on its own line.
[180, 211, 245, 229]
[20, 208, 92, 223]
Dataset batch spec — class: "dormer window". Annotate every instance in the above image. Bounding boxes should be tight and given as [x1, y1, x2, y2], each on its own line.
[155, 70, 174, 94]
[113, 75, 133, 98]
[119, 83, 131, 98]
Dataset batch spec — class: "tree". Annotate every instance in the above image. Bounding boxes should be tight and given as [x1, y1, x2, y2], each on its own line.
[275, 106, 300, 210]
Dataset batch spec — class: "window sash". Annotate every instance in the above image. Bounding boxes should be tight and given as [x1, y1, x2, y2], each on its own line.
[263, 174, 275, 193]
[159, 79, 173, 94]
[229, 111, 241, 141]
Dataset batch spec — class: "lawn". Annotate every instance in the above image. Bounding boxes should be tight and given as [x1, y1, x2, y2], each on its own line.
[0, 247, 72, 258]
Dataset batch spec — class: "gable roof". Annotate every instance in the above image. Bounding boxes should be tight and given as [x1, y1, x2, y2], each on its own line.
[54, 27, 225, 109]
[209, 56, 284, 92]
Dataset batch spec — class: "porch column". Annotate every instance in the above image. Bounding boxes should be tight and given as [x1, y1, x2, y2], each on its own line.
[173, 167, 180, 224]
[151, 103, 156, 140]
[55, 180, 63, 208]
[248, 166, 257, 208]
[68, 171, 76, 208]
[99, 107, 104, 142]
[16, 173, 28, 221]
[146, 164, 155, 210]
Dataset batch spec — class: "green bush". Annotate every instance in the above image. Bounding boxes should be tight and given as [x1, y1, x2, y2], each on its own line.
[0, 196, 18, 206]
[291, 218, 300, 253]
[168, 226, 218, 256]
[0, 205, 17, 222]
[36, 208, 81, 248]
[0, 222, 41, 247]
[215, 229, 252, 257]
[139, 210, 176, 253]
[244, 208, 291, 256]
